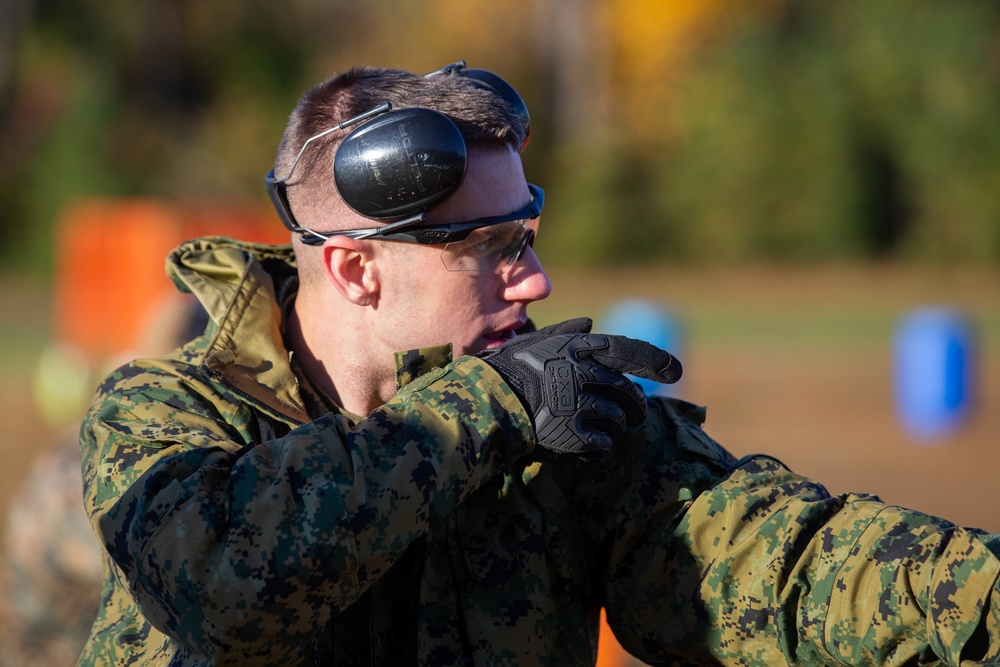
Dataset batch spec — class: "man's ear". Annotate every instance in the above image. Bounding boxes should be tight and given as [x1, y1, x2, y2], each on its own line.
[322, 238, 379, 305]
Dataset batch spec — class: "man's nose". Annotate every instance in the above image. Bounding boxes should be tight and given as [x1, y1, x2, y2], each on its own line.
[501, 245, 552, 302]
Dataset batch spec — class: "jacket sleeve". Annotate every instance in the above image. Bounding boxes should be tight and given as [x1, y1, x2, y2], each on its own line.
[82, 355, 531, 662]
[593, 397, 1000, 666]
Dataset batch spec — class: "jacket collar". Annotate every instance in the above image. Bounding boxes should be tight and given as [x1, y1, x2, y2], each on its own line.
[167, 237, 310, 424]
[166, 236, 455, 425]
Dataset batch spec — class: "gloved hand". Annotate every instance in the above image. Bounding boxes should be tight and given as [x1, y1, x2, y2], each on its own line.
[478, 318, 682, 455]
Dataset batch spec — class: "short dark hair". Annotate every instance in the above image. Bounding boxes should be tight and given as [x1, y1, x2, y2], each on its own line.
[275, 66, 527, 235]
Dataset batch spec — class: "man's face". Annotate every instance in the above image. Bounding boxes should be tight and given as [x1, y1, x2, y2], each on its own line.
[373, 146, 552, 358]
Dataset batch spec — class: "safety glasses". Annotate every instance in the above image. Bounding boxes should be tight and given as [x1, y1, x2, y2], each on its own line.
[300, 183, 543, 273]
[441, 217, 538, 272]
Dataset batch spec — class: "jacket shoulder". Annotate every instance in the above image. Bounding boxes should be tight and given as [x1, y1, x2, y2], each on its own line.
[88, 341, 248, 439]
[81, 347, 257, 511]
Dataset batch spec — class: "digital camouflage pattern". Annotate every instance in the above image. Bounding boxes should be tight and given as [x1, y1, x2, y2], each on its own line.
[79, 237, 1000, 666]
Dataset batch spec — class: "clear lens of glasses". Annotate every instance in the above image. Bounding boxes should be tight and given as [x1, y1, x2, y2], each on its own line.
[440, 218, 538, 272]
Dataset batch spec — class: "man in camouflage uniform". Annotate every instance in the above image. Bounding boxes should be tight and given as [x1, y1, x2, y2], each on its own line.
[79, 63, 1000, 666]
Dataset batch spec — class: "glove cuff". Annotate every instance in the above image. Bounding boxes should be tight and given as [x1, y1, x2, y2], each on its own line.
[451, 356, 537, 459]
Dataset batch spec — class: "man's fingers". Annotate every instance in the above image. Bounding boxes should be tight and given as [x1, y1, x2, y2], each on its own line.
[583, 366, 647, 425]
[590, 336, 682, 384]
[536, 317, 593, 336]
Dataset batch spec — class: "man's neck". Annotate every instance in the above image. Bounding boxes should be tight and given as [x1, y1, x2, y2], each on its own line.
[287, 298, 394, 417]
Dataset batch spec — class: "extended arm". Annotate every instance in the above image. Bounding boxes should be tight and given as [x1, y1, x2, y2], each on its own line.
[84, 355, 530, 660]
[589, 399, 1000, 666]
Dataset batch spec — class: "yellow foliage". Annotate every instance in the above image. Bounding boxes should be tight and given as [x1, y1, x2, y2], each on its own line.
[602, 0, 779, 143]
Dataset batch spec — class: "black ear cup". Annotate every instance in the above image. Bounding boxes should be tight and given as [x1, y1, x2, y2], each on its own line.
[267, 62, 530, 235]
[459, 68, 531, 148]
[333, 108, 468, 221]
[264, 169, 297, 232]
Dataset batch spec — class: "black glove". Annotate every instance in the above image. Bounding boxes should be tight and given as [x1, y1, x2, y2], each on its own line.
[478, 318, 682, 455]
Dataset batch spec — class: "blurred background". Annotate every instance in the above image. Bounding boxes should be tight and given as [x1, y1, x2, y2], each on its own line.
[0, 1, 998, 665]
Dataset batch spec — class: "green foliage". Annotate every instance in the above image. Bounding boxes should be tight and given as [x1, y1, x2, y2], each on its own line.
[2, 0, 1000, 272]
[635, 1, 1000, 264]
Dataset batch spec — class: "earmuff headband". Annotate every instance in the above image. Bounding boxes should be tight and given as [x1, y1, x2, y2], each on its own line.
[265, 61, 530, 237]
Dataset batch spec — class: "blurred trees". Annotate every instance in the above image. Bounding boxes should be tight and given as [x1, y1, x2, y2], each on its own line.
[644, 2, 1000, 264]
[2, 0, 1000, 273]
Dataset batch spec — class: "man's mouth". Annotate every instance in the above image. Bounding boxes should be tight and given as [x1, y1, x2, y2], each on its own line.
[480, 327, 518, 349]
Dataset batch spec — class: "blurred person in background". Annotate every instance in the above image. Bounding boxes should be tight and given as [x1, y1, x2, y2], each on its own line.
[0, 438, 102, 667]
[78, 62, 1000, 666]
[0, 295, 207, 666]
[0, 293, 207, 667]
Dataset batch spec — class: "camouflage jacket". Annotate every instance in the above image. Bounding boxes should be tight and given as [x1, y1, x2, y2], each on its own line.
[79, 237, 1000, 666]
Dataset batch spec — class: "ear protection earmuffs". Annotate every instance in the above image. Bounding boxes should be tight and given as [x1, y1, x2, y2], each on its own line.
[265, 60, 530, 237]
[332, 106, 468, 222]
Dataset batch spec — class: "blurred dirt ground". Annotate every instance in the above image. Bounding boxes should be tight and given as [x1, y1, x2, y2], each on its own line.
[0, 264, 997, 664]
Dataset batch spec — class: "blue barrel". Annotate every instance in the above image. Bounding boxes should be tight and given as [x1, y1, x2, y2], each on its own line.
[601, 299, 683, 396]
[893, 308, 974, 441]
